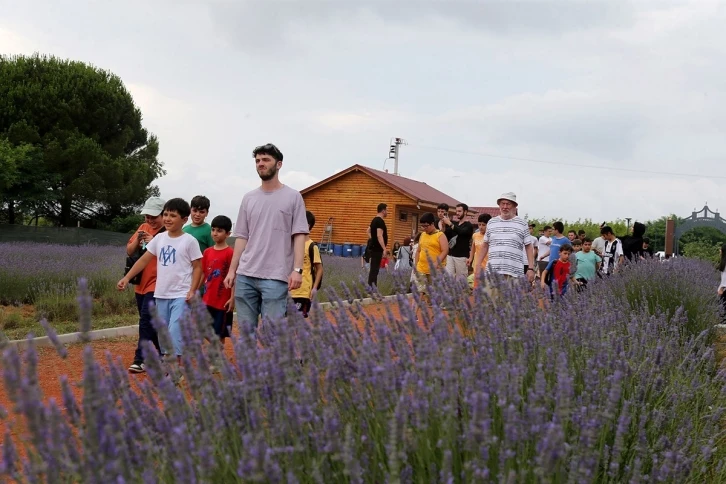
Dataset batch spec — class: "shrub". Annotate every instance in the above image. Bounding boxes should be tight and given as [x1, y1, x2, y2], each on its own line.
[2, 262, 726, 482]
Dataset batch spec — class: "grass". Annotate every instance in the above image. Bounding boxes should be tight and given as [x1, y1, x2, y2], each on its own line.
[0, 305, 138, 340]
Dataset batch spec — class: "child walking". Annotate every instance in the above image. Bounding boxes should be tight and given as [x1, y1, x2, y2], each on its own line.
[290, 211, 324, 318]
[119, 198, 203, 362]
[183, 195, 215, 253]
[541, 244, 573, 298]
[202, 215, 235, 343]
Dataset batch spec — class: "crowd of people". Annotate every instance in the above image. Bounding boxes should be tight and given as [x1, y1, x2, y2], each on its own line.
[363, 192, 656, 309]
[118, 141, 660, 375]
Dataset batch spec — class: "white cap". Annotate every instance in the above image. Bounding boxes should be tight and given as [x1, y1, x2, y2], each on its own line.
[139, 197, 166, 216]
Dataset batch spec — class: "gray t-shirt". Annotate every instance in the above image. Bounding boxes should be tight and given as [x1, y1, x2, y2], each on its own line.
[233, 185, 309, 282]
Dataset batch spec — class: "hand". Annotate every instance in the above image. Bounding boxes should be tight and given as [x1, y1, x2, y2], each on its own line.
[540, 280, 546, 290]
[466, 258, 472, 267]
[223, 273, 235, 289]
[526, 270, 535, 283]
[186, 289, 196, 301]
[138, 231, 153, 244]
[311, 288, 318, 300]
[288, 271, 302, 290]
[117, 278, 129, 291]
[719, 287, 724, 296]
[224, 298, 235, 312]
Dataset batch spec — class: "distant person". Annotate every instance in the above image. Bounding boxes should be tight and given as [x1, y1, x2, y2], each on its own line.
[468, 213, 491, 289]
[718, 243, 726, 316]
[414, 212, 448, 309]
[622, 222, 647, 261]
[643, 237, 654, 257]
[125, 196, 166, 374]
[201, 215, 235, 343]
[223, 143, 309, 335]
[567, 230, 577, 242]
[574, 238, 602, 289]
[436, 203, 450, 232]
[569, 238, 582, 281]
[368, 203, 389, 287]
[441, 203, 474, 279]
[183, 195, 215, 253]
[395, 237, 413, 272]
[119, 198, 203, 363]
[600, 225, 624, 275]
[537, 225, 553, 275]
[578, 229, 587, 242]
[591, 222, 607, 257]
[473, 192, 535, 283]
[541, 244, 573, 298]
[290, 210, 323, 319]
[548, 222, 569, 265]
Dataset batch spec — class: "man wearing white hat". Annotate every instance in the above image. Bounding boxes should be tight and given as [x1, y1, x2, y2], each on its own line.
[473, 192, 535, 283]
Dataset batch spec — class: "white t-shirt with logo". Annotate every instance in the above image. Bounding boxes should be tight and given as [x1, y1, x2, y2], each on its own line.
[146, 232, 203, 299]
[537, 236, 551, 261]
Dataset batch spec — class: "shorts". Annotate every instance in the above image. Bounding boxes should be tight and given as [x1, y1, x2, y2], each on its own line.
[413, 271, 432, 294]
[537, 261, 549, 274]
[293, 297, 312, 318]
[207, 306, 233, 338]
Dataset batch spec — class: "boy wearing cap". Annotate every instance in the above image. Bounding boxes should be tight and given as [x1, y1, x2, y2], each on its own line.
[473, 192, 535, 283]
[126, 196, 166, 374]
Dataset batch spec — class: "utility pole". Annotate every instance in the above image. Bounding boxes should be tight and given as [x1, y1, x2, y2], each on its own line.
[387, 137, 407, 175]
[625, 217, 632, 233]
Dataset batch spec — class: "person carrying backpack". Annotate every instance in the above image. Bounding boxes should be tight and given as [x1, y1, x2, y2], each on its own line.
[291, 210, 324, 318]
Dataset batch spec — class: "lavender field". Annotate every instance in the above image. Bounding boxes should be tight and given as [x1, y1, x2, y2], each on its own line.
[0, 242, 406, 339]
[2, 258, 726, 482]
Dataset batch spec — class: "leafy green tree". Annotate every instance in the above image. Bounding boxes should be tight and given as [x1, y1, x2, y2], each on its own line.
[0, 54, 164, 227]
[682, 240, 720, 266]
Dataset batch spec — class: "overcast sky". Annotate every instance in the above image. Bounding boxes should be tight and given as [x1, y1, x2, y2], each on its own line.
[2, 0, 725, 224]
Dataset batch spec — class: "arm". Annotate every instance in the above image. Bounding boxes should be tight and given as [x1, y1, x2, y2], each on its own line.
[288, 233, 305, 290]
[453, 222, 474, 237]
[526, 244, 535, 282]
[377, 228, 387, 256]
[312, 262, 323, 291]
[540, 268, 549, 290]
[187, 259, 203, 301]
[437, 233, 449, 265]
[474, 241, 489, 278]
[117, 252, 154, 289]
[224, 237, 248, 289]
[468, 241, 477, 266]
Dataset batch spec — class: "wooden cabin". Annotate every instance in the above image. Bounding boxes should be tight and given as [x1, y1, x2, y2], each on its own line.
[301, 164, 494, 251]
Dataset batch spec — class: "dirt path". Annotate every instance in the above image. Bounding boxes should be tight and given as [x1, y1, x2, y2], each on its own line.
[0, 301, 409, 453]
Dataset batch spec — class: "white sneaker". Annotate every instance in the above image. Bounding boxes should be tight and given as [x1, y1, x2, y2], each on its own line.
[128, 363, 145, 373]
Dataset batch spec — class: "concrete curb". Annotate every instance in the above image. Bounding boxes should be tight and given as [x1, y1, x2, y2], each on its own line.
[714, 324, 726, 338]
[3, 293, 414, 349]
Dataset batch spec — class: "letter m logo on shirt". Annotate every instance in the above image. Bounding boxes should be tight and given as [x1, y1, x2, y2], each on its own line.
[159, 245, 177, 266]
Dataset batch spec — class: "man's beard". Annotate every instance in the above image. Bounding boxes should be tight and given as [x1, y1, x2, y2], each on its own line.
[258, 166, 278, 181]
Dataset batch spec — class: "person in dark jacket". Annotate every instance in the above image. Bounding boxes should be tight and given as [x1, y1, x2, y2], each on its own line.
[622, 221, 647, 261]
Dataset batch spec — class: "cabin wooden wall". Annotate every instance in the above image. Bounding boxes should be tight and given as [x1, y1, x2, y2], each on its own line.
[302, 170, 413, 249]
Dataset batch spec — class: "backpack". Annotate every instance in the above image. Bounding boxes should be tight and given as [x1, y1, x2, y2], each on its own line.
[308, 241, 323, 289]
[125, 226, 166, 285]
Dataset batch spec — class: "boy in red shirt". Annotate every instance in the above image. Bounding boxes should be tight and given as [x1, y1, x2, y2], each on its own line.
[202, 215, 235, 343]
[540, 244, 573, 298]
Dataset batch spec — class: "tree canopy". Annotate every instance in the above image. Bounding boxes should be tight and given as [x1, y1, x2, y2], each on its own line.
[0, 54, 164, 227]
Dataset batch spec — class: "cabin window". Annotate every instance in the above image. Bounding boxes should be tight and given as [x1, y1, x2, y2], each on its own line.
[399, 212, 408, 221]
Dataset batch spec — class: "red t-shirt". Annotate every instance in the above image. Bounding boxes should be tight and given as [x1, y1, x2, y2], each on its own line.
[202, 246, 234, 310]
[553, 259, 571, 295]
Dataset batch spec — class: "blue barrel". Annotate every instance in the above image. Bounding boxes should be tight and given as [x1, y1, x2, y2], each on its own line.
[343, 243, 352, 257]
[351, 244, 361, 258]
[332, 244, 343, 257]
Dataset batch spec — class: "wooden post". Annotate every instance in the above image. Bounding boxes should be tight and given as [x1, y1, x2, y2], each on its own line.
[665, 218, 675, 258]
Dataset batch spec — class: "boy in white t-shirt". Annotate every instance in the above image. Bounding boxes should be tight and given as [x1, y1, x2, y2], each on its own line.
[119, 198, 203, 362]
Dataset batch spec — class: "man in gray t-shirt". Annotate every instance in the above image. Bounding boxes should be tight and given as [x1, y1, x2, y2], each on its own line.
[224, 143, 309, 334]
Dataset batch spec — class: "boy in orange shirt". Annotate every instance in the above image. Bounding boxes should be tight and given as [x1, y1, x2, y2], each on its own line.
[126, 197, 165, 374]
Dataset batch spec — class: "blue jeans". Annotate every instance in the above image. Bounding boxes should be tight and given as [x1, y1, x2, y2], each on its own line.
[234, 274, 288, 334]
[155, 298, 188, 356]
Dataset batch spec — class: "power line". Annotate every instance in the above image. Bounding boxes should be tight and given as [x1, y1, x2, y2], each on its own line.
[415, 144, 726, 180]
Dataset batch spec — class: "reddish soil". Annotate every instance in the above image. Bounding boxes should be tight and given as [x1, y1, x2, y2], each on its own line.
[0, 301, 409, 456]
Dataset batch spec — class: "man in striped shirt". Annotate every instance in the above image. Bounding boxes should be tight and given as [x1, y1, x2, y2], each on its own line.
[473, 192, 535, 283]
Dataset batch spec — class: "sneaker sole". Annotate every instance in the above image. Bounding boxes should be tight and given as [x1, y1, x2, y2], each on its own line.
[128, 366, 145, 374]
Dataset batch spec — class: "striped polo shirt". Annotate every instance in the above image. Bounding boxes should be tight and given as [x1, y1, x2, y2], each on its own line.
[483, 216, 530, 277]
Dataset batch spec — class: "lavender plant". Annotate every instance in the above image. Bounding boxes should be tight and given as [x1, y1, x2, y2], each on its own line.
[1, 259, 725, 482]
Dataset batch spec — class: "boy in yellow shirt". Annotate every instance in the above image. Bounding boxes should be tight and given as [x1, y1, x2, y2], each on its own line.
[290, 211, 323, 318]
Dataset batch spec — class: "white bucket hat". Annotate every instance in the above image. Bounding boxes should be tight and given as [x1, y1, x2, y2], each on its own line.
[496, 192, 518, 206]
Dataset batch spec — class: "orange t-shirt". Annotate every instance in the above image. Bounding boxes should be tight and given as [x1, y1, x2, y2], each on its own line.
[127, 223, 163, 295]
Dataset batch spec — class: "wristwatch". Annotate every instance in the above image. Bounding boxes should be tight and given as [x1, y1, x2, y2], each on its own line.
[293, 268, 303, 274]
